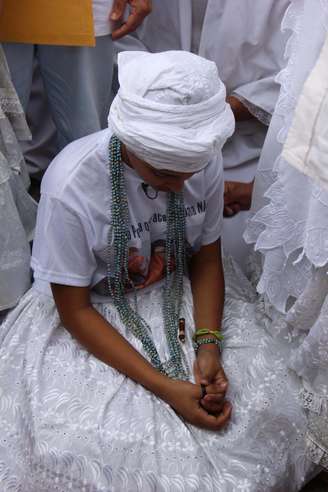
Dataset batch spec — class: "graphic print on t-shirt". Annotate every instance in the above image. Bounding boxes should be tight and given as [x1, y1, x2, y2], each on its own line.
[92, 180, 210, 296]
[94, 234, 192, 295]
[128, 238, 178, 289]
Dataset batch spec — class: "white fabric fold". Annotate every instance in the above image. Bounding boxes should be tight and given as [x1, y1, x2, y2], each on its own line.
[283, 32, 328, 190]
[109, 50, 234, 172]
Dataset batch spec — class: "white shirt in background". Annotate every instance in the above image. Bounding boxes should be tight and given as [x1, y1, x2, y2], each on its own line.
[92, 0, 114, 36]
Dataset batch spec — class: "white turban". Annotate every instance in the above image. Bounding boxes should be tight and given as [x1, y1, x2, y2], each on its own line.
[109, 51, 235, 173]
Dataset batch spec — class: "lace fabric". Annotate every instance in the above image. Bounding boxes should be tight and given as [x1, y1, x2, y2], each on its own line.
[0, 260, 316, 491]
[245, 0, 328, 312]
[244, 0, 328, 471]
[0, 45, 37, 311]
[232, 93, 271, 126]
[0, 47, 30, 147]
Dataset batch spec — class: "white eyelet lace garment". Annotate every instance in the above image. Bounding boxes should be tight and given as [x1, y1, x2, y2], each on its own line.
[245, 0, 328, 471]
[0, 258, 317, 491]
[0, 46, 37, 311]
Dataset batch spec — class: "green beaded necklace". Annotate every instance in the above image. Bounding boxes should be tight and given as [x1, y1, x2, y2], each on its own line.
[106, 135, 188, 380]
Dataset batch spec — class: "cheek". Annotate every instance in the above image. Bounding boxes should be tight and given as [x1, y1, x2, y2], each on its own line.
[143, 170, 163, 187]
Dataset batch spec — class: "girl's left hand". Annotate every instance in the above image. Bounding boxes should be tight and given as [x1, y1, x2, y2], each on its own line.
[194, 344, 229, 415]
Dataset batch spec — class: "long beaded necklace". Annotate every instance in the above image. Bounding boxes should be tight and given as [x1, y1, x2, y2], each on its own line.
[106, 135, 188, 380]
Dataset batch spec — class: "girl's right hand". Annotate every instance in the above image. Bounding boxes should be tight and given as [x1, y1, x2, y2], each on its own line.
[163, 379, 232, 431]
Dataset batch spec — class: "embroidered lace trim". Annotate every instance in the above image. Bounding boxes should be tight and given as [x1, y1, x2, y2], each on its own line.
[232, 93, 271, 126]
[245, 1, 328, 313]
[306, 434, 328, 470]
[300, 387, 328, 417]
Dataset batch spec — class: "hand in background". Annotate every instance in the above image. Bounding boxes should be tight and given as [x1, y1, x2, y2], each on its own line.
[224, 180, 254, 217]
[227, 95, 253, 121]
[110, 0, 152, 40]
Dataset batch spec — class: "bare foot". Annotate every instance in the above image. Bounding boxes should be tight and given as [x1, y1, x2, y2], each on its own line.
[224, 180, 254, 217]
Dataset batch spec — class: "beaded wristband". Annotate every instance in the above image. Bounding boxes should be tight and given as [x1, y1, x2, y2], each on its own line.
[192, 329, 224, 342]
[193, 337, 223, 354]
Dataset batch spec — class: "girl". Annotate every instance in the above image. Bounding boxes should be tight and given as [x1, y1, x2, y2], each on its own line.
[0, 51, 317, 491]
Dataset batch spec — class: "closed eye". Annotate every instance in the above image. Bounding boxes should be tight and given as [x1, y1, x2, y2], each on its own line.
[154, 170, 177, 178]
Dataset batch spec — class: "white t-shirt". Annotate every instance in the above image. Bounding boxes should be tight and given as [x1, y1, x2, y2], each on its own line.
[92, 0, 114, 36]
[31, 129, 224, 295]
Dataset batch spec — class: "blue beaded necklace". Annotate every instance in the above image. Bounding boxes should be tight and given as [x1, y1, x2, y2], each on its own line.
[106, 135, 188, 380]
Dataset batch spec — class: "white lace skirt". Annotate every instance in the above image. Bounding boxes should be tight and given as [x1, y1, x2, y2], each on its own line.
[0, 262, 316, 491]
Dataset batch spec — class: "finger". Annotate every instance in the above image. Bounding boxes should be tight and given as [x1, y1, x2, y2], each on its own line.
[110, 0, 127, 20]
[203, 392, 226, 403]
[197, 363, 228, 389]
[111, 0, 151, 40]
[206, 380, 228, 395]
[213, 401, 233, 429]
[200, 400, 224, 416]
[224, 180, 235, 193]
[214, 367, 228, 385]
[200, 396, 225, 414]
[223, 203, 241, 217]
[198, 371, 210, 386]
[196, 401, 232, 430]
[231, 203, 241, 214]
[223, 205, 235, 217]
[111, 13, 142, 39]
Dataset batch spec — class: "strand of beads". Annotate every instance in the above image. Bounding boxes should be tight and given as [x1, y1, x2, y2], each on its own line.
[162, 191, 187, 378]
[106, 136, 164, 372]
[106, 135, 188, 379]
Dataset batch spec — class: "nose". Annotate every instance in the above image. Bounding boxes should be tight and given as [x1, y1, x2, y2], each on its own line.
[167, 176, 186, 193]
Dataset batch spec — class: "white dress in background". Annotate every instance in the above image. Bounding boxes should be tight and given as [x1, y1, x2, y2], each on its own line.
[115, 0, 290, 270]
[245, 0, 328, 470]
[0, 46, 37, 313]
[0, 129, 317, 491]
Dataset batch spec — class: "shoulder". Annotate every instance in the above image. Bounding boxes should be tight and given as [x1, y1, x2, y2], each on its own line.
[203, 153, 223, 183]
[41, 129, 110, 199]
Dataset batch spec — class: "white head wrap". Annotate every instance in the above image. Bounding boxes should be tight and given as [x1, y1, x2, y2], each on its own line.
[109, 51, 235, 172]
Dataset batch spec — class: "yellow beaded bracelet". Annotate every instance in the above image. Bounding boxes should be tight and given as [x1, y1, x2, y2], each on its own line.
[192, 329, 224, 342]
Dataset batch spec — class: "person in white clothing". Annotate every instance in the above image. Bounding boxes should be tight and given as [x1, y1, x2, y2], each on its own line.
[3, 0, 151, 150]
[245, 0, 328, 473]
[115, 0, 290, 270]
[0, 46, 37, 318]
[0, 50, 319, 491]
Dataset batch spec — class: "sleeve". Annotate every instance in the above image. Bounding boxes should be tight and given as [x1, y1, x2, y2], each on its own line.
[114, 31, 149, 53]
[231, 1, 291, 119]
[201, 154, 224, 246]
[232, 77, 280, 124]
[31, 195, 97, 286]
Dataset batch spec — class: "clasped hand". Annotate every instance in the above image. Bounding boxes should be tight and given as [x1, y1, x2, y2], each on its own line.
[194, 344, 230, 416]
[166, 345, 231, 431]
